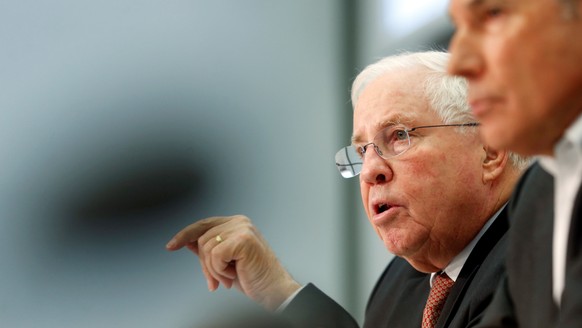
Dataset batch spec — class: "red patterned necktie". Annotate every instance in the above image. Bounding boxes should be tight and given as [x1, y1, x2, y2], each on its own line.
[422, 272, 454, 328]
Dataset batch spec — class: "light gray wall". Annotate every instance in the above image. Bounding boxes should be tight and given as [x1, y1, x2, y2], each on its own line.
[0, 0, 457, 326]
[0, 1, 353, 327]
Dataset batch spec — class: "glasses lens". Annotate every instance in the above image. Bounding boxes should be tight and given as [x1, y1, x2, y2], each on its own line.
[377, 126, 410, 158]
[335, 146, 362, 178]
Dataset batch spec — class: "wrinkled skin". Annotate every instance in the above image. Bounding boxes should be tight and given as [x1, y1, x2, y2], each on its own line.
[166, 215, 300, 310]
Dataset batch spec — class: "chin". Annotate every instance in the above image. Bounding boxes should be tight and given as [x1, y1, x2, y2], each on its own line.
[382, 235, 410, 257]
[480, 125, 514, 152]
[491, 128, 548, 156]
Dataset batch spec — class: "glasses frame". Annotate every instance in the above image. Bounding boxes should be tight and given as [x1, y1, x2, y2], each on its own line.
[335, 122, 480, 178]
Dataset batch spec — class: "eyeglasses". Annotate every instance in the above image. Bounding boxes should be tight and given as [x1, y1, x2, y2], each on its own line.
[335, 122, 480, 178]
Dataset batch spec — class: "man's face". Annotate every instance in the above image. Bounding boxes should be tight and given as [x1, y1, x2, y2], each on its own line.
[353, 68, 488, 272]
[448, 0, 582, 156]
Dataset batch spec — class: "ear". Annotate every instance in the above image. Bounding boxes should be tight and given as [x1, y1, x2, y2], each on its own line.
[482, 145, 509, 184]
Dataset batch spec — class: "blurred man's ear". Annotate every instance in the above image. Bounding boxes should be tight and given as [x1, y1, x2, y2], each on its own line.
[482, 146, 509, 183]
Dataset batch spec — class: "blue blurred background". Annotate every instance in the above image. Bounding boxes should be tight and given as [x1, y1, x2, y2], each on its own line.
[0, 0, 452, 326]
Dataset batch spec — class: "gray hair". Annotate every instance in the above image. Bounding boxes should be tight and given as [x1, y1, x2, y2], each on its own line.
[351, 51, 530, 169]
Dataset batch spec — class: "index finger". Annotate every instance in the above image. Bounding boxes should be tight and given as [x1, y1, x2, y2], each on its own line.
[165, 216, 232, 250]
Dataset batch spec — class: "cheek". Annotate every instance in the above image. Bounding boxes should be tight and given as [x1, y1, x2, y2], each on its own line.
[414, 151, 449, 178]
[398, 159, 444, 207]
[404, 151, 474, 200]
[497, 41, 558, 122]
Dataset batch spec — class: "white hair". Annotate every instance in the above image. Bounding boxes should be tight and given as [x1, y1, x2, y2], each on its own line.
[351, 51, 530, 169]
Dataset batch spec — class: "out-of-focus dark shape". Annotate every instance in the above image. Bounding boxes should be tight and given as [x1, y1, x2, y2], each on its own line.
[68, 145, 200, 219]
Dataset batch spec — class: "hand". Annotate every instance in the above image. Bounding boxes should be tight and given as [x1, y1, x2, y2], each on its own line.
[166, 215, 301, 310]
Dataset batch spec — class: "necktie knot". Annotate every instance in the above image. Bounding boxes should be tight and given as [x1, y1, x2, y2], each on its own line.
[422, 272, 454, 328]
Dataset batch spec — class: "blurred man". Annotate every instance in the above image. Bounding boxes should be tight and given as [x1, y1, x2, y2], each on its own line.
[448, 0, 582, 326]
[167, 51, 526, 327]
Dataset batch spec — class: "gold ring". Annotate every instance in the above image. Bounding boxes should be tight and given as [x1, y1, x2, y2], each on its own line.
[215, 235, 223, 243]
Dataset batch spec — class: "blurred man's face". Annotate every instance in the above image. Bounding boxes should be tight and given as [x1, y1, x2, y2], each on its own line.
[448, 0, 582, 156]
[353, 68, 488, 273]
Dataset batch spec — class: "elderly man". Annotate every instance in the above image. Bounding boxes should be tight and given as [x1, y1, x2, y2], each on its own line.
[448, 0, 582, 326]
[166, 51, 525, 327]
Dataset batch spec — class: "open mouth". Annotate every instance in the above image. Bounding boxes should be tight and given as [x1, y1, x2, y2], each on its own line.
[376, 203, 391, 214]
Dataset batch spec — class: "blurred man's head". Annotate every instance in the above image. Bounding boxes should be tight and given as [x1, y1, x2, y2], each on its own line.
[448, 0, 582, 156]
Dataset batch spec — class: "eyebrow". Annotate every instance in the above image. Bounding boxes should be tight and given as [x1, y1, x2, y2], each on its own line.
[468, 0, 486, 7]
[448, 0, 489, 21]
[448, 0, 501, 25]
[350, 114, 416, 144]
[462, 0, 490, 10]
[465, 0, 506, 12]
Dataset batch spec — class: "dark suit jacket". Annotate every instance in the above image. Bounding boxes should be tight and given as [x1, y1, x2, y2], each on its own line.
[477, 163, 582, 328]
[282, 207, 510, 328]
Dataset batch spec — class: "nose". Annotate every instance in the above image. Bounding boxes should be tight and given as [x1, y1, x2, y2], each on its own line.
[447, 28, 483, 79]
[359, 146, 393, 185]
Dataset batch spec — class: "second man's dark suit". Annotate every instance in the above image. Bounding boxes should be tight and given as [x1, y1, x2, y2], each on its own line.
[477, 163, 582, 327]
[282, 207, 510, 328]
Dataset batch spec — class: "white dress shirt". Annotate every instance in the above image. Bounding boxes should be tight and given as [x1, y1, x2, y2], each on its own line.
[538, 113, 582, 306]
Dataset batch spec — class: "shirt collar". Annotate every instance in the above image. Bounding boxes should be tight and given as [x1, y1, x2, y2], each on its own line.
[538, 113, 582, 176]
[565, 113, 582, 147]
[429, 204, 505, 287]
